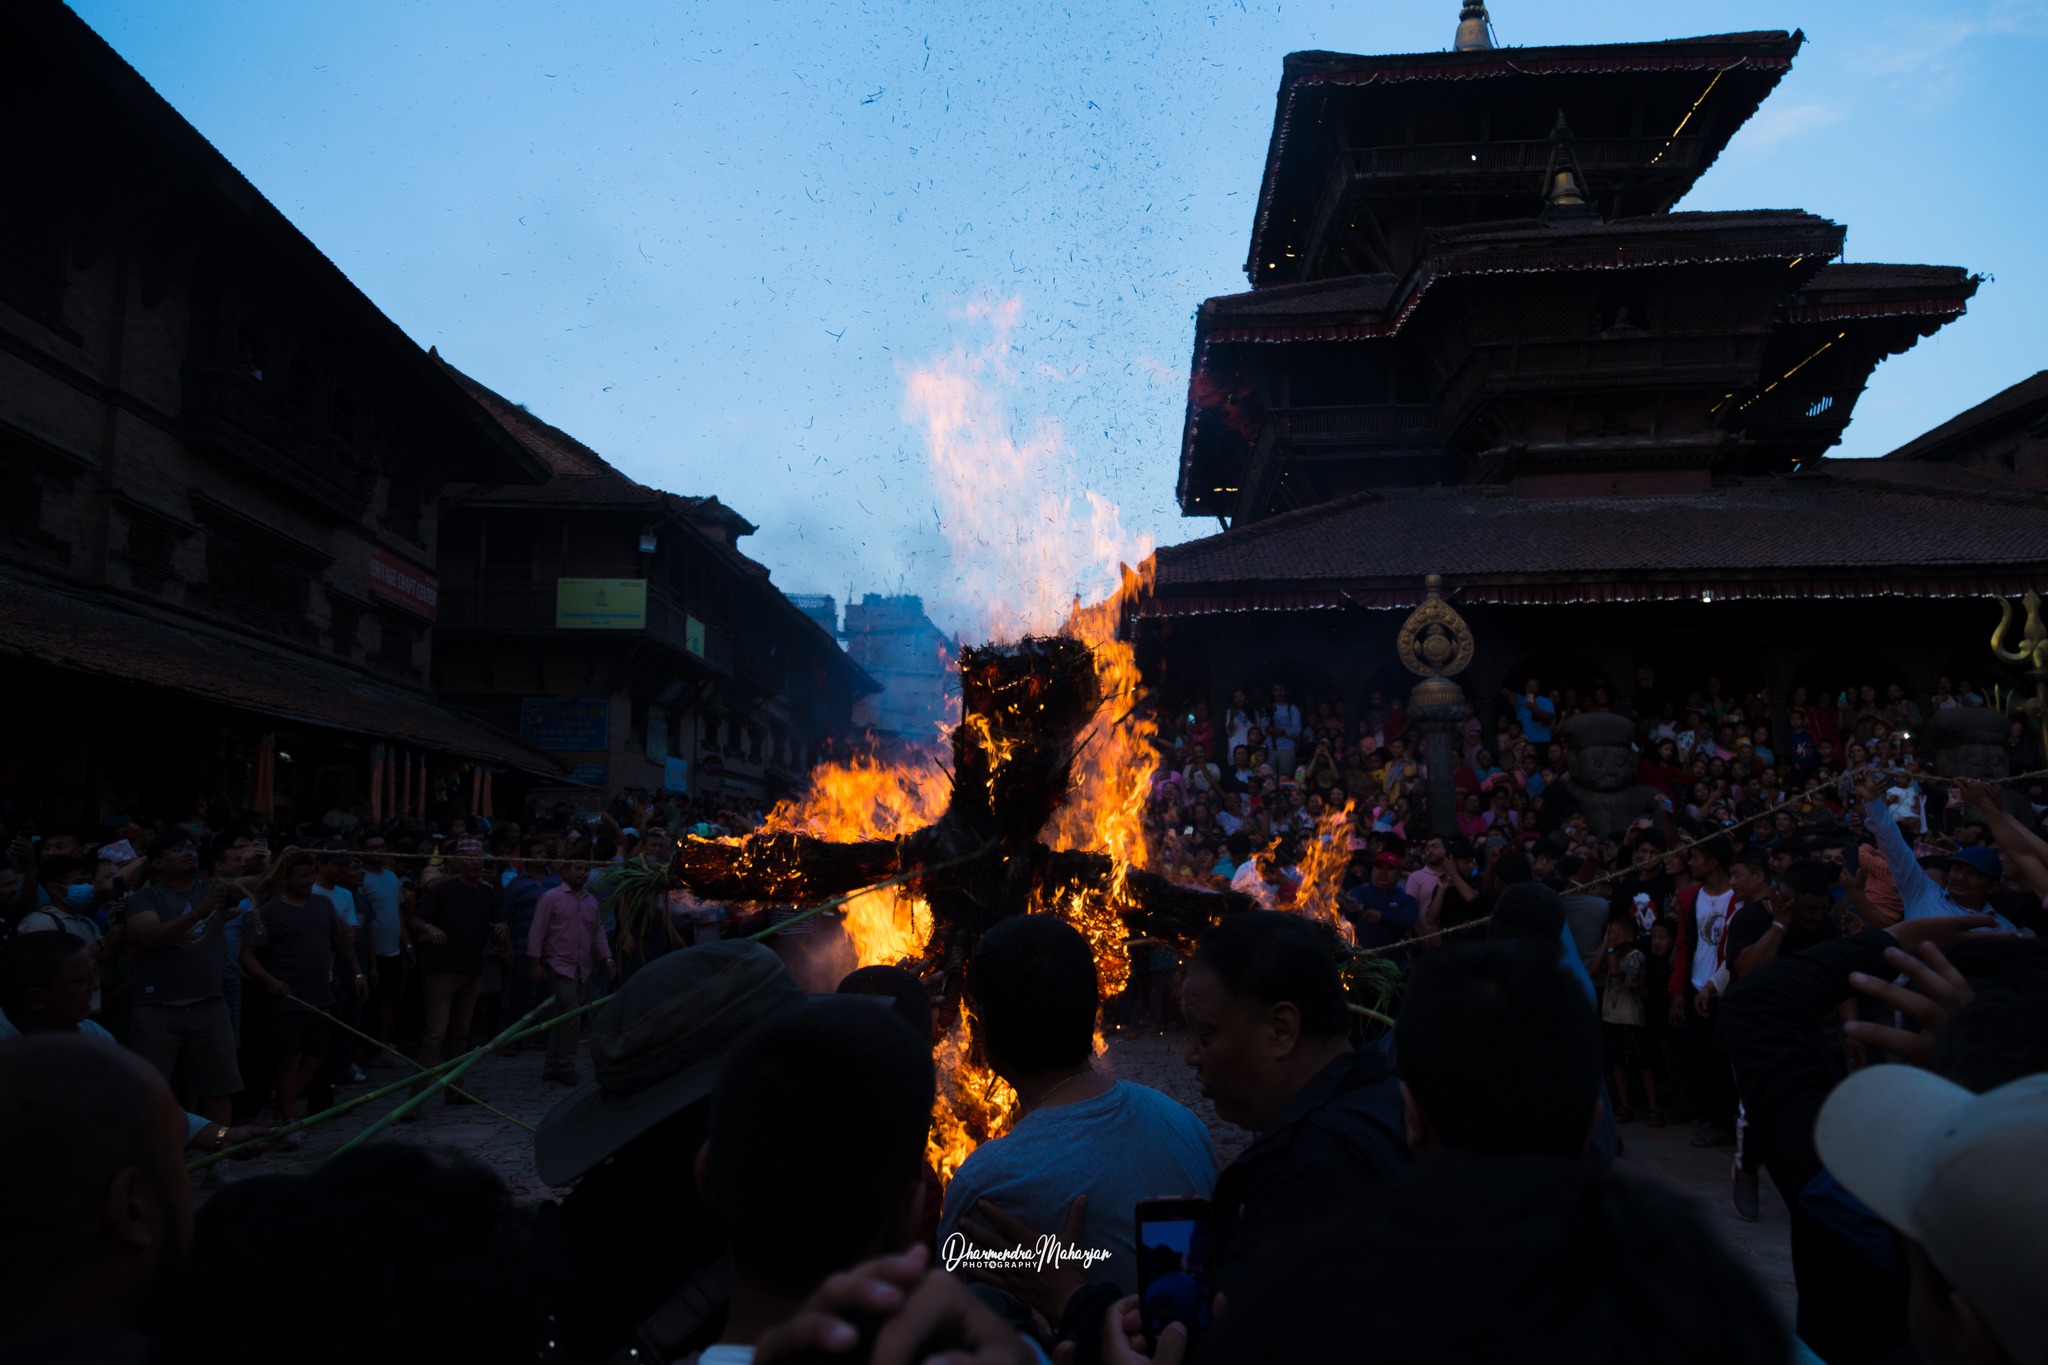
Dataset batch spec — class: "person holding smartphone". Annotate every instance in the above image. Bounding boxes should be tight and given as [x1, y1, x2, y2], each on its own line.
[940, 916, 1216, 1320]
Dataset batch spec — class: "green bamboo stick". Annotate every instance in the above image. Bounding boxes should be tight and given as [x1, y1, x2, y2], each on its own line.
[195, 846, 1004, 1169]
[185, 1050, 474, 1171]
[331, 997, 556, 1158]
[234, 967, 531, 1131]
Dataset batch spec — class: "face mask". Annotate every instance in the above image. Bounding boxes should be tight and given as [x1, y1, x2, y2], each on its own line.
[61, 882, 96, 911]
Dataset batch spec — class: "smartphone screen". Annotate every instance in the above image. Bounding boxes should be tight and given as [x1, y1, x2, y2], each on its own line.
[1135, 1197, 1214, 1340]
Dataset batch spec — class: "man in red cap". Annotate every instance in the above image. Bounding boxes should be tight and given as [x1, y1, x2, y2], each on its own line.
[1344, 851, 1420, 958]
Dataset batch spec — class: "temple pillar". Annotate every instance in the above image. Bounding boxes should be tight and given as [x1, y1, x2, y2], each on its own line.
[1408, 674, 1467, 838]
[1393, 574, 1476, 838]
[1767, 639, 1792, 759]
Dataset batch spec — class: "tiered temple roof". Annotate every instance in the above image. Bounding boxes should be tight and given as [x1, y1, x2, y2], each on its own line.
[1173, 13, 1977, 525]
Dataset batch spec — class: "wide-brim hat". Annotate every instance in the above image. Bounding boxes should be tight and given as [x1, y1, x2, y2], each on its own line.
[534, 940, 803, 1186]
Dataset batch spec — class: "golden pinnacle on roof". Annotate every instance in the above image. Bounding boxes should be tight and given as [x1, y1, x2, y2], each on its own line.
[1454, 1, 1495, 52]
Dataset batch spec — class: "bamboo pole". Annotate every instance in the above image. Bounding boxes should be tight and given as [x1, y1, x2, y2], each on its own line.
[332, 997, 555, 1158]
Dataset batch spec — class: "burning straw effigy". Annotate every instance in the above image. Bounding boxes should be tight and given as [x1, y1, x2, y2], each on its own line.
[660, 635, 1259, 977]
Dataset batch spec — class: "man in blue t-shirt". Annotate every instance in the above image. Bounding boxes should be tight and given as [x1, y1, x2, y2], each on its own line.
[1505, 678, 1557, 745]
[355, 834, 408, 1062]
[1344, 852, 1420, 958]
[939, 916, 1215, 1316]
[500, 842, 559, 1044]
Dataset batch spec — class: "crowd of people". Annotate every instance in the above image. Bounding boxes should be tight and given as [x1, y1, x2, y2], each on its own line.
[2, 671, 2046, 1365]
[1143, 671, 2045, 879]
[0, 790, 775, 1146]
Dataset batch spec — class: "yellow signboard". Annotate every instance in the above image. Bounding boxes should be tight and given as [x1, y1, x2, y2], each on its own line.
[556, 578, 648, 630]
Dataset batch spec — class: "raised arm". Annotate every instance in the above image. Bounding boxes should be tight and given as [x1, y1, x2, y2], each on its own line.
[1956, 777, 2048, 900]
[1854, 771, 1943, 919]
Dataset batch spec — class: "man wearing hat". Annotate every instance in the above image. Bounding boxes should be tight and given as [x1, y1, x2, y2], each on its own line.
[1817, 1070, 2048, 1365]
[1343, 851, 1419, 958]
[1852, 771, 2016, 930]
[533, 939, 804, 1362]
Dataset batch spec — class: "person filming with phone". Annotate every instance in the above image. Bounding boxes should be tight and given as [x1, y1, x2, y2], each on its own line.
[938, 916, 1216, 1327]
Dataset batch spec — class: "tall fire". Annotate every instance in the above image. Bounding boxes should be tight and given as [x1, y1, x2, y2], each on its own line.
[669, 298, 1268, 1183]
[751, 577, 1165, 1182]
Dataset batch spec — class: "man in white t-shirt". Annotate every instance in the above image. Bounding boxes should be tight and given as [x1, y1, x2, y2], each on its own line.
[1672, 837, 1738, 1148]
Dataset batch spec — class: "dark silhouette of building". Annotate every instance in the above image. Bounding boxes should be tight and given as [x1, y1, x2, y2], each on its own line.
[1139, 6, 2048, 740]
[1884, 371, 2048, 491]
[0, 1, 558, 823]
[433, 362, 876, 805]
[843, 595, 957, 746]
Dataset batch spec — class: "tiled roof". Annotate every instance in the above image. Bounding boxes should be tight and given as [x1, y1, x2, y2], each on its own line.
[1282, 33, 1798, 74]
[1247, 30, 1803, 286]
[437, 360, 639, 486]
[0, 567, 561, 772]
[1795, 263, 1974, 294]
[1147, 469, 2048, 612]
[432, 359, 857, 664]
[1429, 208, 1827, 245]
[1886, 371, 2048, 463]
[1201, 212, 1841, 345]
[1203, 274, 1401, 321]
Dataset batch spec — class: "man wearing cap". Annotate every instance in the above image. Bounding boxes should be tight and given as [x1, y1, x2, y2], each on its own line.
[1817, 1070, 2048, 1365]
[1852, 770, 2016, 930]
[1344, 852, 1419, 958]
[533, 940, 804, 1362]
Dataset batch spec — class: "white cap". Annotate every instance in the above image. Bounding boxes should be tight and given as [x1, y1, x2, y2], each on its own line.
[1816, 1068, 2048, 1365]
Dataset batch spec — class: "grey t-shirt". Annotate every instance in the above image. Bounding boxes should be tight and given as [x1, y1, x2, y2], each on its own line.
[1561, 892, 1611, 967]
[127, 881, 230, 1004]
[938, 1080, 1217, 1294]
[246, 894, 344, 1008]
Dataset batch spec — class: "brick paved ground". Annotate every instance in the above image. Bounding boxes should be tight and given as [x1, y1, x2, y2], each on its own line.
[217, 1023, 1795, 1320]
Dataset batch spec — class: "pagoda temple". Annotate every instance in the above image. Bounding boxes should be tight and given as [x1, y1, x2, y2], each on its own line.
[1137, 8, 2048, 731]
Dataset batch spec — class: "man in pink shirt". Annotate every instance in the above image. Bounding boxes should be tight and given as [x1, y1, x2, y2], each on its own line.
[527, 861, 616, 1085]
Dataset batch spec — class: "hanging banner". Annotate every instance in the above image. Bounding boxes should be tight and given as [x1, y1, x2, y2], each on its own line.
[518, 698, 610, 750]
[369, 548, 439, 619]
[556, 578, 647, 629]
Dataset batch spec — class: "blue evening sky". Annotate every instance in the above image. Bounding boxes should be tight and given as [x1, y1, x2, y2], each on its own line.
[68, 0, 2048, 634]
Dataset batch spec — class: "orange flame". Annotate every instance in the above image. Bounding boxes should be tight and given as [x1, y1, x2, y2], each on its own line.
[1291, 802, 1361, 947]
[760, 297, 1166, 1185]
[763, 750, 948, 970]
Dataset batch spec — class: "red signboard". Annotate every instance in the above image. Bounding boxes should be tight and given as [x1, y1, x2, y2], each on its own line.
[369, 548, 439, 620]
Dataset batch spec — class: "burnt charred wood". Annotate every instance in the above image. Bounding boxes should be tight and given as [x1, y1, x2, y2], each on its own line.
[666, 635, 1247, 968]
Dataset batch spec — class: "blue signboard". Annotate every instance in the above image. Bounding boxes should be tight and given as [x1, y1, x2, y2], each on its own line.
[519, 698, 610, 751]
[663, 757, 690, 793]
[567, 762, 609, 788]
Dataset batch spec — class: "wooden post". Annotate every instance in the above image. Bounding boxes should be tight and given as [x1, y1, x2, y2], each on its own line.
[255, 734, 275, 821]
